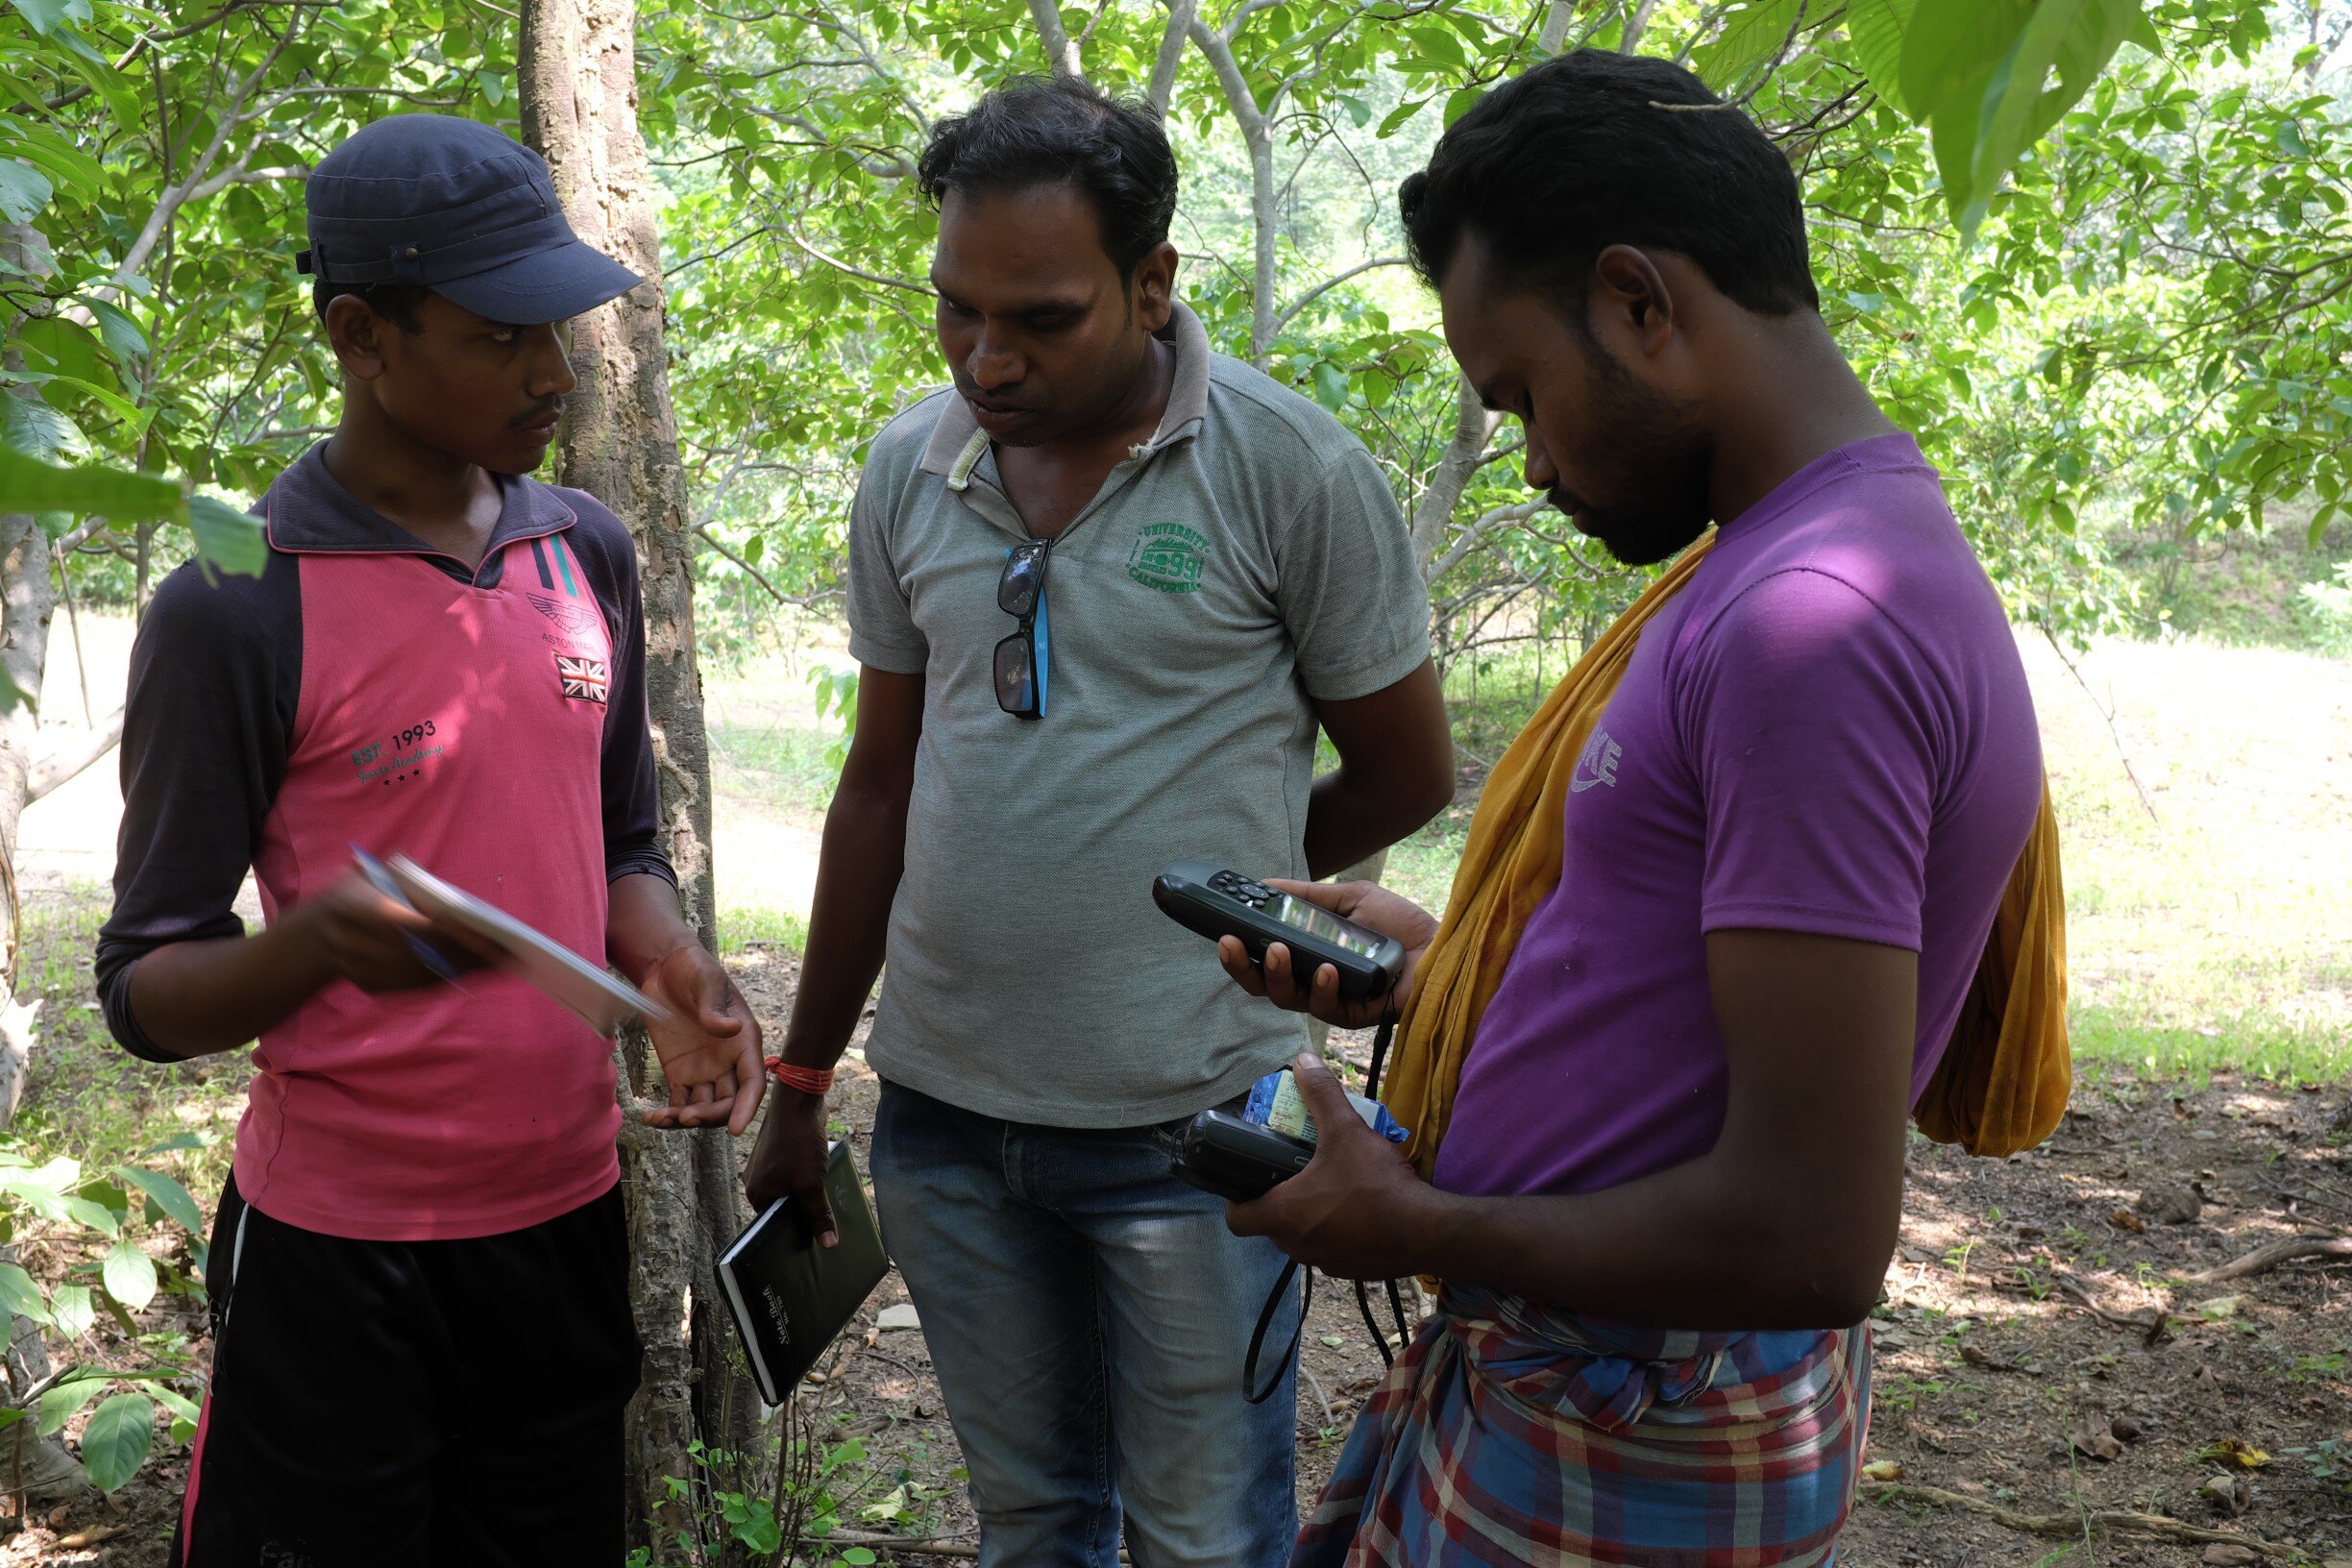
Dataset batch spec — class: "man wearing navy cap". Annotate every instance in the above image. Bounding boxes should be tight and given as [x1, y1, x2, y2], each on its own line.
[97, 114, 760, 1563]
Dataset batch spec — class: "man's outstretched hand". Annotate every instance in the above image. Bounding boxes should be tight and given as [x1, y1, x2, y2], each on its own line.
[1216, 879, 1439, 1032]
[639, 944, 766, 1135]
[1223, 1052, 1445, 1282]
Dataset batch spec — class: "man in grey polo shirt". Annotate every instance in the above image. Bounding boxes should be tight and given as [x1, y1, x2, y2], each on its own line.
[744, 77, 1452, 1567]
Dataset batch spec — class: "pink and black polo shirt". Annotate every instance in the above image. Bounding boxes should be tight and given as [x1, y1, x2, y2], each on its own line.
[97, 443, 673, 1241]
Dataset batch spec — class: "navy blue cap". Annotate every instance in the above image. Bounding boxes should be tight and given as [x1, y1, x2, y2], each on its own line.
[300, 115, 641, 326]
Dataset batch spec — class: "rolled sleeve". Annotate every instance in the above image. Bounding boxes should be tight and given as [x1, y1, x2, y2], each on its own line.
[1273, 446, 1432, 700]
[846, 479, 929, 674]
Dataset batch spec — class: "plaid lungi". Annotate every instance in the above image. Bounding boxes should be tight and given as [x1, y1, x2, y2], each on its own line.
[1293, 1286, 1871, 1567]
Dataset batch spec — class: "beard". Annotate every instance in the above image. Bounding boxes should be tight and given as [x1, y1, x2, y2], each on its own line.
[1549, 341, 1715, 567]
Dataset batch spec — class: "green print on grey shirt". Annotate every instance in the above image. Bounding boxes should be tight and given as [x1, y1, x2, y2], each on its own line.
[1127, 522, 1208, 594]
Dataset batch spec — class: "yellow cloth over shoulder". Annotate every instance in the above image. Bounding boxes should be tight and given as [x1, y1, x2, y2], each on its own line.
[1382, 530, 2070, 1178]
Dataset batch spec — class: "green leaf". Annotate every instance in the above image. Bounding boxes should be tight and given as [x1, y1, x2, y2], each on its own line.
[116, 1167, 203, 1235]
[0, 158, 52, 224]
[2, 394, 77, 462]
[86, 301, 147, 363]
[0, 1262, 46, 1324]
[62, 1196, 119, 1237]
[0, 122, 106, 199]
[1847, 0, 1919, 111]
[0, 447, 182, 521]
[149, 1385, 201, 1425]
[5, 0, 84, 36]
[1375, 98, 1425, 138]
[1310, 361, 1349, 411]
[1971, 0, 2142, 206]
[1900, 0, 2031, 123]
[101, 1241, 158, 1312]
[185, 494, 267, 577]
[79, 1392, 154, 1493]
[2274, 118, 2312, 159]
[49, 1284, 94, 1341]
[840, 1552, 876, 1566]
[37, 1369, 108, 1434]
[1692, 0, 1803, 91]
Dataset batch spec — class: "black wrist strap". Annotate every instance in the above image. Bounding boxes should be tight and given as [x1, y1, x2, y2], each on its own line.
[1243, 1258, 1310, 1404]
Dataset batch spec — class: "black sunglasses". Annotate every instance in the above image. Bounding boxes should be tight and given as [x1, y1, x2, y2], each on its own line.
[993, 539, 1051, 720]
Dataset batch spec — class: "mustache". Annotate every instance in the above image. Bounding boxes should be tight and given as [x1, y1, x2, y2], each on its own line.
[510, 397, 564, 430]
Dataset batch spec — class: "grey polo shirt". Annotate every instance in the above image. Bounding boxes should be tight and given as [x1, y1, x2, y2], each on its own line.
[846, 302, 1431, 1126]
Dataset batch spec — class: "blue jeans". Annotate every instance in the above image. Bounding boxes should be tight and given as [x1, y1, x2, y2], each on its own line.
[870, 1078, 1299, 1568]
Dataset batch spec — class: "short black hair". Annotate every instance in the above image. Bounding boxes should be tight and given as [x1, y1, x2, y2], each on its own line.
[917, 76, 1178, 281]
[1401, 50, 1819, 318]
[312, 279, 430, 332]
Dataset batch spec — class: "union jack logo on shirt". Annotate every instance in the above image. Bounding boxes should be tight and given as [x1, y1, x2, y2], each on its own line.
[555, 653, 609, 704]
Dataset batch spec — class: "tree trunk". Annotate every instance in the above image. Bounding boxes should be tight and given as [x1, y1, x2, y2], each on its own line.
[1410, 377, 1500, 580]
[517, 5, 755, 1555]
[0, 220, 88, 1505]
[1189, 22, 1280, 366]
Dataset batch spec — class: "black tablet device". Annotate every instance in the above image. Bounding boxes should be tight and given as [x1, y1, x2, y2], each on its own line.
[715, 1140, 891, 1407]
[1152, 860, 1407, 1003]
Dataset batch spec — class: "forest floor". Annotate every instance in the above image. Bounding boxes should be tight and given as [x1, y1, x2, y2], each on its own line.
[1, 613, 2346, 1565]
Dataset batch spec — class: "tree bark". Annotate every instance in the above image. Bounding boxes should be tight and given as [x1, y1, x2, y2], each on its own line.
[1145, 0, 1198, 112]
[517, 4, 754, 1555]
[1190, 21, 1280, 366]
[0, 220, 87, 1505]
[1410, 377, 1501, 579]
[1027, 0, 1082, 77]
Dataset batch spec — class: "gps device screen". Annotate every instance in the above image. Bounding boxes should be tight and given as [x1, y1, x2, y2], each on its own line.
[1267, 893, 1384, 957]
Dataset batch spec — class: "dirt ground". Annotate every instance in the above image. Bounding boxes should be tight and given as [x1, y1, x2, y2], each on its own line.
[15, 937, 2345, 1566]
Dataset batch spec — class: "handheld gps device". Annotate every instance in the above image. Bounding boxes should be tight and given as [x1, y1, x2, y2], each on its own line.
[1169, 1111, 1316, 1203]
[1151, 860, 1407, 1004]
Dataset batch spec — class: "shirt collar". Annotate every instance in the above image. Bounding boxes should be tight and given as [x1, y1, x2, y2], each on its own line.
[262, 441, 578, 556]
[918, 298, 1213, 489]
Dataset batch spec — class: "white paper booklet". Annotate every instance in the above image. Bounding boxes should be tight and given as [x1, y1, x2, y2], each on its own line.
[383, 854, 670, 1038]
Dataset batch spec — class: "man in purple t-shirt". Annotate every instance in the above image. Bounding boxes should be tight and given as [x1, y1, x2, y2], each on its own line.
[1213, 51, 2043, 1567]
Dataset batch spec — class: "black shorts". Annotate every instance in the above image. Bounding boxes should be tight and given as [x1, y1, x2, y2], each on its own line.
[173, 1176, 642, 1567]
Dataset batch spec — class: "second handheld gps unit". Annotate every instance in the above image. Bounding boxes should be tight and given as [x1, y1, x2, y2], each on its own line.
[1151, 860, 1407, 1003]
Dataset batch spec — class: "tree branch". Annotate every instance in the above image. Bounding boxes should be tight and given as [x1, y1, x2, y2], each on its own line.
[97, 5, 306, 302]
[2189, 1233, 2352, 1285]
[787, 232, 933, 296]
[1430, 499, 1545, 584]
[28, 711, 123, 804]
[1146, 0, 1199, 112]
[1028, 0, 1082, 76]
[1188, 19, 1277, 363]
[693, 526, 814, 612]
[1273, 257, 1409, 334]
[183, 162, 307, 204]
[1410, 376, 1502, 574]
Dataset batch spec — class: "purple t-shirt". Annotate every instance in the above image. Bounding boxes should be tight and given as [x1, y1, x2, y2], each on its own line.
[1433, 433, 2043, 1200]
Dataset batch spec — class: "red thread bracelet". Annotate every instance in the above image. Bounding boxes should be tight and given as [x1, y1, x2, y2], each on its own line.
[764, 1057, 835, 1095]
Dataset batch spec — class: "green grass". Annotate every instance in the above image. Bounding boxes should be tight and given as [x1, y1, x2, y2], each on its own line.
[2108, 509, 2352, 651]
[719, 903, 810, 958]
[710, 716, 844, 821]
